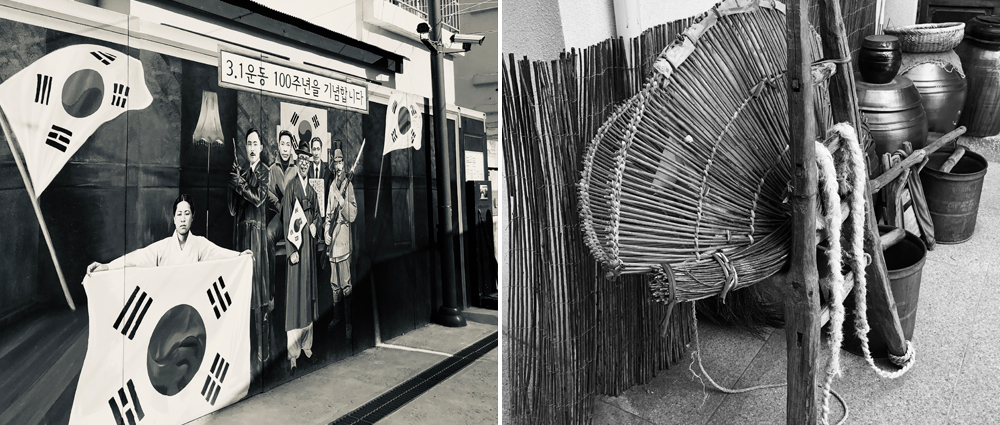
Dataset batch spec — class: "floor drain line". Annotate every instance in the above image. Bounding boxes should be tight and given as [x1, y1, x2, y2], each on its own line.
[329, 331, 499, 425]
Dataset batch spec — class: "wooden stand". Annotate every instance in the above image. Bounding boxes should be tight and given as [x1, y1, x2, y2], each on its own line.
[783, 0, 950, 421]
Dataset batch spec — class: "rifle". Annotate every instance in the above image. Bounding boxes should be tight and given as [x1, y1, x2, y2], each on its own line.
[326, 139, 365, 254]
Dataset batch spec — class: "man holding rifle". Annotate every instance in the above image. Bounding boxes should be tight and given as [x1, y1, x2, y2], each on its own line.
[324, 145, 359, 340]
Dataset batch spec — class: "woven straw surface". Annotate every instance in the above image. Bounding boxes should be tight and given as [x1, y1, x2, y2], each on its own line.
[885, 22, 965, 53]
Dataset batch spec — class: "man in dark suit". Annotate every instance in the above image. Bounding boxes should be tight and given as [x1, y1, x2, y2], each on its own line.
[308, 137, 332, 199]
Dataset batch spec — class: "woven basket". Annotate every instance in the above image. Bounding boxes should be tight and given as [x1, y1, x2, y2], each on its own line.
[884, 23, 965, 53]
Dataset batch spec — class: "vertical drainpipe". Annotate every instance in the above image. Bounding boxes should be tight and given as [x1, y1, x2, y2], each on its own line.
[613, 0, 642, 68]
[613, 0, 642, 40]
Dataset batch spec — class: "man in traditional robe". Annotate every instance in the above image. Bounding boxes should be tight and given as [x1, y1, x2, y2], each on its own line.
[282, 140, 322, 371]
[324, 148, 357, 339]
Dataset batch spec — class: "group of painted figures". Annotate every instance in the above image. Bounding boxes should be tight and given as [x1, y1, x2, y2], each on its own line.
[232, 128, 358, 375]
[87, 127, 357, 378]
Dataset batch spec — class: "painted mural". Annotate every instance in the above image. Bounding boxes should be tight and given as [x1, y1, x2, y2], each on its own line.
[0, 14, 440, 424]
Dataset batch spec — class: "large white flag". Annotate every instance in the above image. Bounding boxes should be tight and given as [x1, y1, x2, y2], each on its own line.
[382, 91, 422, 155]
[0, 44, 153, 195]
[278, 101, 329, 155]
[70, 256, 252, 425]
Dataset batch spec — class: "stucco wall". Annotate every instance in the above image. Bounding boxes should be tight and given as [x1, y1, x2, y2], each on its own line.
[502, 0, 567, 61]
[883, 0, 919, 28]
[637, 0, 714, 32]
[502, 0, 717, 61]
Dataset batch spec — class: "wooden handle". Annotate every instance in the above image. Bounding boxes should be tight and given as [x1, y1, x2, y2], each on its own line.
[939, 147, 966, 173]
[879, 228, 906, 250]
[870, 126, 966, 193]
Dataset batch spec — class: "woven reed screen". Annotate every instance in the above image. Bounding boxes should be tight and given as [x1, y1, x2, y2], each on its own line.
[501, 1, 877, 423]
[502, 20, 697, 425]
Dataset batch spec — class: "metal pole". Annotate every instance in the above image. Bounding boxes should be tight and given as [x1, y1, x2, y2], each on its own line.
[428, 0, 466, 327]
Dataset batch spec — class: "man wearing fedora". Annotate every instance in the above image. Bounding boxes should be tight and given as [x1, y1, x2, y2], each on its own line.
[325, 147, 357, 340]
[282, 140, 322, 372]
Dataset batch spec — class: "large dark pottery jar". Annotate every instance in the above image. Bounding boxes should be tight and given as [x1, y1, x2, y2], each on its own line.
[860, 35, 902, 84]
[900, 59, 967, 133]
[956, 15, 1000, 137]
[856, 75, 929, 155]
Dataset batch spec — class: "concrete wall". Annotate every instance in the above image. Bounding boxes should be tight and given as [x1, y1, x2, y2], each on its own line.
[557, 0, 617, 51]
[502, 0, 714, 61]
[884, 0, 919, 28]
[638, 0, 713, 30]
[502, 0, 566, 61]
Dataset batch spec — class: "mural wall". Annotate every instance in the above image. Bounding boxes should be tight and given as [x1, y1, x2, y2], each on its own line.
[0, 12, 459, 424]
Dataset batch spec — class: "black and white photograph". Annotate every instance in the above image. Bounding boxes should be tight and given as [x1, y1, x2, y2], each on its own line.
[503, 0, 1000, 423]
[0, 0, 498, 424]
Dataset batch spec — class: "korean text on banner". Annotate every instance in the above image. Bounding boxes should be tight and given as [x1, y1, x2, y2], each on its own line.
[0, 44, 153, 195]
[70, 256, 253, 425]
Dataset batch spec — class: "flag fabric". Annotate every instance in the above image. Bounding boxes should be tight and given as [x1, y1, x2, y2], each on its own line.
[287, 199, 307, 250]
[0, 44, 153, 195]
[278, 101, 329, 157]
[70, 256, 253, 425]
[382, 91, 422, 155]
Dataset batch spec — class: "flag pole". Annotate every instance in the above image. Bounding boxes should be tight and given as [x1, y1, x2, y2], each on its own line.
[373, 152, 386, 219]
[0, 105, 76, 311]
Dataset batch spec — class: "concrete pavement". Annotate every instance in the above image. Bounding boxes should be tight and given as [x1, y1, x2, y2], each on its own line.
[593, 152, 1000, 424]
[188, 307, 498, 425]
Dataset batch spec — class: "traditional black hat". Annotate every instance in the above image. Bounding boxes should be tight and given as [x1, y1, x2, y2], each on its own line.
[294, 139, 311, 157]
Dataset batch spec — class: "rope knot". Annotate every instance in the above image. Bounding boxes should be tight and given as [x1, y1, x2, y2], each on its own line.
[713, 251, 738, 303]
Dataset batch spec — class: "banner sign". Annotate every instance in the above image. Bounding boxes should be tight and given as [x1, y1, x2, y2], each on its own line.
[219, 47, 368, 113]
[70, 256, 253, 425]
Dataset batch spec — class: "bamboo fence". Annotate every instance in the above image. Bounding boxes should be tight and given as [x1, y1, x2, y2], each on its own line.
[502, 1, 878, 424]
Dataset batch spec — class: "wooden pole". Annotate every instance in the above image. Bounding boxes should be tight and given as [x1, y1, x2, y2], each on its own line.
[0, 106, 76, 311]
[818, 0, 908, 357]
[785, 0, 821, 423]
[373, 152, 386, 218]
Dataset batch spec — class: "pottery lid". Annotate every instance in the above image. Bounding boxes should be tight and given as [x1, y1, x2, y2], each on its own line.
[862, 35, 900, 50]
[855, 74, 923, 111]
[966, 15, 1000, 43]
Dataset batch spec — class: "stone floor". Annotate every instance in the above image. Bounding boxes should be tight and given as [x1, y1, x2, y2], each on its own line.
[187, 308, 498, 425]
[593, 140, 1000, 424]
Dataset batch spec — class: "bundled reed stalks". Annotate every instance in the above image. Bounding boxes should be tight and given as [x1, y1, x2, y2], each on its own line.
[502, 0, 881, 423]
[502, 16, 699, 425]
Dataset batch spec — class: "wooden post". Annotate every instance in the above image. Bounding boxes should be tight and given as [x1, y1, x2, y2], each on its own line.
[0, 106, 75, 311]
[785, 0, 821, 423]
[818, 0, 907, 357]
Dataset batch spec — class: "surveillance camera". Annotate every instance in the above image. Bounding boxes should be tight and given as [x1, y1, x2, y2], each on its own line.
[450, 33, 485, 46]
[416, 22, 430, 34]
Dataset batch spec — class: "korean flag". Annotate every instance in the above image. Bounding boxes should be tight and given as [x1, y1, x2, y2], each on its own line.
[69, 256, 253, 425]
[287, 199, 307, 250]
[382, 91, 421, 155]
[0, 44, 153, 196]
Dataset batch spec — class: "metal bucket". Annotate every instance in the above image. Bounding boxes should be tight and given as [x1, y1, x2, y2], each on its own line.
[920, 148, 988, 243]
[842, 226, 926, 358]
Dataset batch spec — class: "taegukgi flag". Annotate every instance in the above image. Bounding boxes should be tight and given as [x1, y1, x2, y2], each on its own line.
[382, 91, 422, 155]
[0, 44, 153, 195]
[287, 199, 307, 250]
[70, 256, 253, 425]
